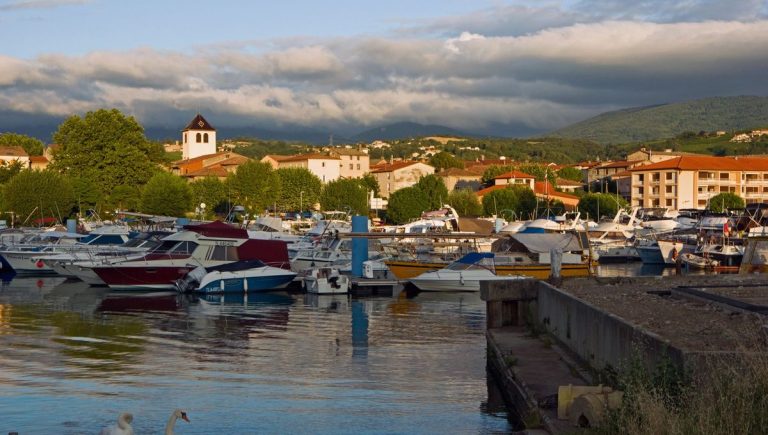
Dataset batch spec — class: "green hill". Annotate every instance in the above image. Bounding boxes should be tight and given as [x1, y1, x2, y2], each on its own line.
[551, 96, 768, 144]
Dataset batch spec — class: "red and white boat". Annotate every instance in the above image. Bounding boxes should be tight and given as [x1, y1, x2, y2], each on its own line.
[90, 221, 290, 290]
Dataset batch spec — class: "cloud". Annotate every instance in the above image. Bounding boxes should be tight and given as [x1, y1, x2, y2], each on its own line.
[2, 17, 768, 135]
[0, 0, 90, 12]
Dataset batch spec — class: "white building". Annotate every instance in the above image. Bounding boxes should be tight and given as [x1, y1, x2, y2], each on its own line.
[261, 153, 341, 183]
[182, 114, 217, 160]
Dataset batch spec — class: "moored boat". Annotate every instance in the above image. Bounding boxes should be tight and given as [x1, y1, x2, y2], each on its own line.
[408, 252, 525, 292]
[177, 260, 297, 294]
[680, 252, 719, 270]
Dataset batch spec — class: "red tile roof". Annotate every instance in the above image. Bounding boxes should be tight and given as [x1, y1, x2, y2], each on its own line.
[0, 146, 28, 157]
[534, 181, 578, 200]
[184, 166, 229, 178]
[475, 185, 505, 197]
[280, 153, 340, 162]
[597, 160, 631, 169]
[30, 155, 49, 163]
[493, 170, 535, 180]
[555, 177, 583, 187]
[629, 155, 768, 172]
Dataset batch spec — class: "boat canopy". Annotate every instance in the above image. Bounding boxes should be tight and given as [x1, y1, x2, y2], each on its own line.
[455, 252, 495, 264]
[494, 232, 584, 254]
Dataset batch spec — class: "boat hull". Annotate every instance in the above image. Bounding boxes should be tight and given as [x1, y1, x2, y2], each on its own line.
[384, 260, 590, 280]
[197, 271, 296, 294]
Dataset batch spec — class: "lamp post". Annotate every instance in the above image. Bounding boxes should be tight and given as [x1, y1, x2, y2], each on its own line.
[300, 190, 304, 214]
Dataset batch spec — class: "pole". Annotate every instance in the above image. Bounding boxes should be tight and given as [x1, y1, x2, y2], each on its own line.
[300, 190, 303, 213]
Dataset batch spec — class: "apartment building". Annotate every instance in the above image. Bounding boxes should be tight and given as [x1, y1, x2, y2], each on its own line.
[328, 148, 370, 179]
[370, 161, 435, 198]
[260, 153, 341, 183]
[629, 155, 768, 210]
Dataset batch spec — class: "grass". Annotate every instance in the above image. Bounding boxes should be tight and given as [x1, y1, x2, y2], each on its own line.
[588, 340, 768, 434]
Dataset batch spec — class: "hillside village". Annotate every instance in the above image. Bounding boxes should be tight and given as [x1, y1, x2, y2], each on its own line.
[2, 112, 768, 223]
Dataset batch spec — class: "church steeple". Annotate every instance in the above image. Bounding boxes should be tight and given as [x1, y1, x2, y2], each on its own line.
[182, 113, 217, 159]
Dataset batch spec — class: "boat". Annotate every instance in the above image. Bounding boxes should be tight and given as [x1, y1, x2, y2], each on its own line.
[589, 207, 641, 262]
[90, 221, 290, 290]
[303, 267, 350, 294]
[385, 230, 592, 280]
[679, 252, 719, 270]
[408, 252, 525, 292]
[176, 260, 297, 294]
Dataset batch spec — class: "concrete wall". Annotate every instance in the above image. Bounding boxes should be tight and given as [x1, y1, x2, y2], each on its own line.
[535, 281, 685, 372]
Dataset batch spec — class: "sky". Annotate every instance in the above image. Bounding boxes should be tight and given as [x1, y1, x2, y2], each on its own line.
[1, 0, 767, 137]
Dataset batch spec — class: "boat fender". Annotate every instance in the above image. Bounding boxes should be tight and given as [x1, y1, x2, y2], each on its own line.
[460, 273, 464, 286]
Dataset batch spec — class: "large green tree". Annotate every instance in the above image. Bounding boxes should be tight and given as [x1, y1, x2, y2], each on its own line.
[320, 178, 368, 216]
[226, 161, 281, 214]
[429, 151, 464, 171]
[3, 170, 75, 223]
[0, 160, 25, 184]
[69, 175, 104, 213]
[386, 186, 430, 224]
[275, 167, 322, 211]
[577, 193, 628, 221]
[50, 109, 163, 193]
[359, 173, 380, 197]
[140, 172, 193, 216]
[482, 185, 537, 220]
[415, 174, 449, 210]
[518, 164, 556, 184]
[189, 177, 228, 218]
[0, 133, 44, 156]
[109, 185, 142, 212]
[447, 188, 483, 217]
[708, 192, 745, 213]
[557, 166, 585, 182]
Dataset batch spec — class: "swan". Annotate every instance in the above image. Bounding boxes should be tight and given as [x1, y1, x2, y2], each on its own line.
[165, 409, 190, 435]
[100, 412, 133, 435]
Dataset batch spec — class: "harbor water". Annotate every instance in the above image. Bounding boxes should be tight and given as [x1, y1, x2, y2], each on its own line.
[0, 277, 511, 434]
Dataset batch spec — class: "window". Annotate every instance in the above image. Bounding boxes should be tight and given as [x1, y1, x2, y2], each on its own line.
[208, 245, 239, 261]
[184, 133, 187, 143]
[203, 133, 209, 143]
[196, 132, 201, 142]
[322, 162, 325, 167]
[665, 172, 673, 180]
[665, 185, 673, 194]
[357, 164, 361, 170]
[637, 174, 644, 182]
[350, 164, 354, 170]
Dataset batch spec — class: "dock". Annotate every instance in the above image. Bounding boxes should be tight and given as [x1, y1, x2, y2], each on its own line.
[482, 274, 768, 432]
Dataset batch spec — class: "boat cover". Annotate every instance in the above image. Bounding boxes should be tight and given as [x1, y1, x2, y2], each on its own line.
[507, 232, 583, 253]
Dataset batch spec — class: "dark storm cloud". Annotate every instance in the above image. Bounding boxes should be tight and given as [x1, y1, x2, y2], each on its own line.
[1, 12, 767, 134]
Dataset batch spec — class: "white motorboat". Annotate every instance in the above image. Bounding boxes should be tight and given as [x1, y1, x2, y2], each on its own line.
[303, 267, 350, 294]
[177, 260, 296, 294]
[408, 252, 525, 292]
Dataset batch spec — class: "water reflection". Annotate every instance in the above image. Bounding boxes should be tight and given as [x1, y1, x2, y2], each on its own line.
[0, 276, 509, 433]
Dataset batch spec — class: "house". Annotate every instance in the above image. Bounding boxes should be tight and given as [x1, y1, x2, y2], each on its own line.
[554, 178, 583, 193]
[626, 147, 693, 165]
[171, 152, 250, 181]
[261, 153, 341, 183]
[629, 155, 768, 210]
[182, 113, 217, 160]
[437, 167, 484, 191]
[370, 161, 435, 198]
[534, 181, 580, 211]
[491, 171, 536, 190]
[29, 155, 50, 170]
[328, 148, 370, 179]
[0, 146, 29, 167]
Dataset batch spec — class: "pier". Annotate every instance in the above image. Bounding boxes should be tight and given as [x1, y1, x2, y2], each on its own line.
[482, 274, 768, 432]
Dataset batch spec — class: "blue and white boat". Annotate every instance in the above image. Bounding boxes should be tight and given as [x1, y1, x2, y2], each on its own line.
[177, 260, 297, 294]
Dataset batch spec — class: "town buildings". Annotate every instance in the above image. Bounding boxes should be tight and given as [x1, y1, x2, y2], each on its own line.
[260, 153, 341, 183]
[370, 161, 435, 198]
[629, 155, 768, 209]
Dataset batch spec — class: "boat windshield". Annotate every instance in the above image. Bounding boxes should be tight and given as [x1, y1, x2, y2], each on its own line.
[446, 256, 495, 271]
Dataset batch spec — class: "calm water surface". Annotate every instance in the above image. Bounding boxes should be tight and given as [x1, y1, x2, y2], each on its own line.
[0, 277, 511, 434]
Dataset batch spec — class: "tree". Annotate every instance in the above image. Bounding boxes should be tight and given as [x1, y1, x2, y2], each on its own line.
[69, 175, 104, 213]
[275, 167, 322, 211]
[109, 185, 142, 212]
[0, 160, 25, 184]
[189, 177, 228, 218]
[708, 192, 745, 213]
[447, 189, 483, 217]
[320, 178, 368, 216]
[557, 166, 584, 182]
[386, 187, 430, 224]
[50, 109, 163, 193]
[415, 174, 449, 210]
[0, 133, 45, 156]
[359, 173, 380, 197]
[3, 170, 75, 223]
[481, 165, 513, 184]
[140, 172, 192, 217]
[482, 185, 537, 220]
[518, 164, 556, 184]
[577, 193, 628, 221]
[226, 161, 281, 214]
[428, 151, 464, 172]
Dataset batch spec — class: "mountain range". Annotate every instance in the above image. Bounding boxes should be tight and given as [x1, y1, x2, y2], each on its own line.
[550, 95, 768, 144]
[2, 95, 768, 145]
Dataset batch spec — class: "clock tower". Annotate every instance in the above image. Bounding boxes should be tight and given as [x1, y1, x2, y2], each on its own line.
[182, 113, 217, 159]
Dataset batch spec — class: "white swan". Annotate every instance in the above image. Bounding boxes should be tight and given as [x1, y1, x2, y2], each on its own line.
[99, 412, 134, 435]
[165, 409, 190, 435]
